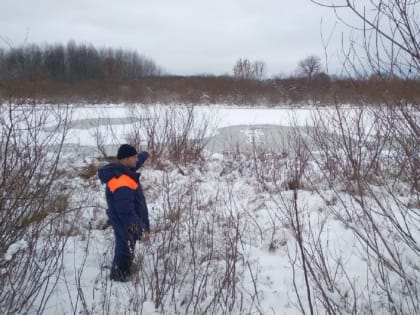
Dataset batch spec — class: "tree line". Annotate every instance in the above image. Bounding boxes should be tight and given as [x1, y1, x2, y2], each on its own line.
[0, 41, 418, 104]
[0, 41, 162, 83]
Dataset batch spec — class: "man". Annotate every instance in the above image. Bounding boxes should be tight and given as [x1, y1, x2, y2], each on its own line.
[98, 144, 150, 282]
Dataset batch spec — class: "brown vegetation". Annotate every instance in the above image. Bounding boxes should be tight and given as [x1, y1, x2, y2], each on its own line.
[1, 75, 419, 105]
[0, 42, 418, 106]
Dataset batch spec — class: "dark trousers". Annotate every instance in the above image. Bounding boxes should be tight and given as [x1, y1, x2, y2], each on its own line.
[110, 227, 136, 281]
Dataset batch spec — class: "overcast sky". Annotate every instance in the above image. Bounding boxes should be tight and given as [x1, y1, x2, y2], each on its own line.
[0, 0, 355, 77]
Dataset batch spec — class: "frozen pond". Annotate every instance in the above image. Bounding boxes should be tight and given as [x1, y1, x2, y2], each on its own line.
[39, 104, 360, 157]
[206, 124, 314, 153]
[55, 105, 322, 157]
[59, 121, 315, 157]
[56, 124, 314, 158]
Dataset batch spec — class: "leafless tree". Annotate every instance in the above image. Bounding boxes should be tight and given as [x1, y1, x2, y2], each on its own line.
[233, 58, 255, 80]
[297, 55, 322, 79]
[253, 60, 266, 81]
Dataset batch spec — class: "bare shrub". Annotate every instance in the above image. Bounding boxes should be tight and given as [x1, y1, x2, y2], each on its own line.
[311, 107, 388, 191]
[126, 104, 214, 165]
[378, 104, 420, 192]
[135, 174, 260, 314]
[242, 104, 419, 313]
[281, 1, 420, 309]
[0, 99, 73, 314]
[303, 104, 420, 314]
[89, 115, 121, 159]
[2, 74, 419, 106]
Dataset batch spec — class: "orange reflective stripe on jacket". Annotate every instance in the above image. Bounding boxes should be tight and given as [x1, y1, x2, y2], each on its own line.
[107, 174, 138, 193]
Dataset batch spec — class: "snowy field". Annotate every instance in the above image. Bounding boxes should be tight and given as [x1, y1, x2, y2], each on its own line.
[2, 103, 419, 314]
[55, 104, 362, 156]
[60, 104, 323, 314]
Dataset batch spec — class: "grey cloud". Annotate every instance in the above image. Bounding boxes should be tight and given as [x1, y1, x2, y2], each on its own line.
[0, 0, 352, 76]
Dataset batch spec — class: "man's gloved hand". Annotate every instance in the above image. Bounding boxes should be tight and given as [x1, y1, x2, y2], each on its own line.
[127, 224, 135, 234]
[140, 231, 150, 242]
[127, 224, 140, 240]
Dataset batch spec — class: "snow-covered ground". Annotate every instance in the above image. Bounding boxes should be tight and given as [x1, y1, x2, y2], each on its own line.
[63, 104, 316, 148]
[3, 103, 419, 314]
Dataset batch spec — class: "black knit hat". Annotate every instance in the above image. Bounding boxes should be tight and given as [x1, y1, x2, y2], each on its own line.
[117, 144, 137, 160]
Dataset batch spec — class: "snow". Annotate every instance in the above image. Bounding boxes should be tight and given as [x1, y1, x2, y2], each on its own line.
[210, 153, 224, 161]
[4, 240, 28, 261]
[2, 103, 419, 314]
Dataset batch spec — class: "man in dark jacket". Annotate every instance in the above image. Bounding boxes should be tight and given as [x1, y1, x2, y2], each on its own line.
[98, 144, 150, 282]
